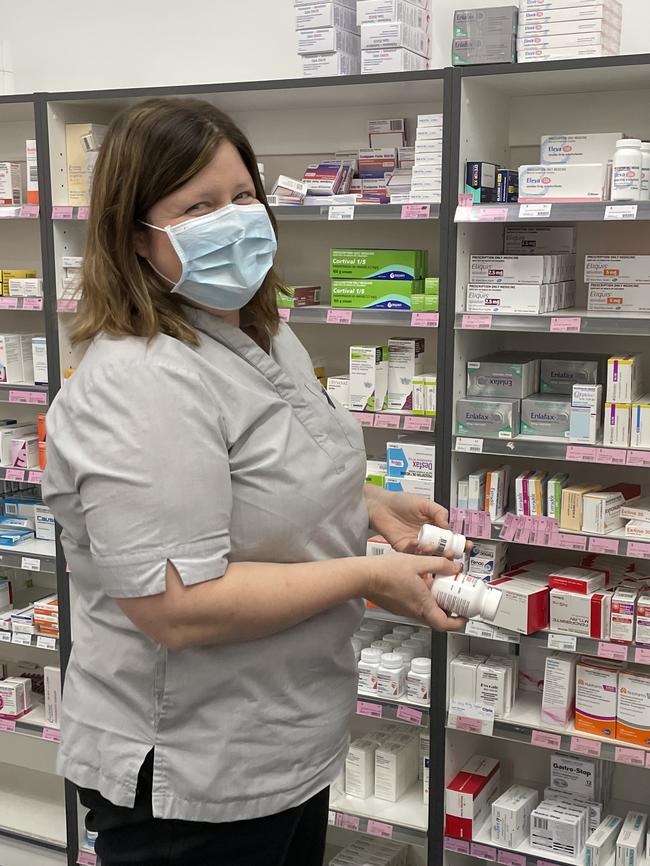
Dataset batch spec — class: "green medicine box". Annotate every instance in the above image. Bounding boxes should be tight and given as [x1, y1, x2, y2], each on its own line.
[331, 279, 424, 310]
[330, 248, 427, 281]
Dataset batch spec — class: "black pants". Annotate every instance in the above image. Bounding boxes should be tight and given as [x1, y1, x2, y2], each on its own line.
[79, 752, 330, 866]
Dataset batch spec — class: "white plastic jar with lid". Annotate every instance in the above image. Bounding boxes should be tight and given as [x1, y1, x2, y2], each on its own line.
[431, 572, 502, 620]
[641, 142, 650, 201]
[353, 631, 373, 649]
[351, 637, 363, 661]
[358, 648, 382, 693]
[372, 639, 391, 653]
[418, 524, 467, 558]
[377, 652, 407, 698]
[382, 634, 403, 650]
[407, 657, 432, 705]
[358, 626, 380, 642]
[393, 624, 416, 639]
[612, 139, 642, 201]
[402, 638, 425, 658]
[360, 620, 383, 636]
[394, 645, 417, 665]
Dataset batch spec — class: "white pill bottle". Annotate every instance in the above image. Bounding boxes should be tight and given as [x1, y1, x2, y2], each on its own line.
[611, 139, 642, 201]
[418, 524, 466, 557]
[376, 652, 407, 698]
[407, 658, 432, 705]
[431, 573, 502, 620]
[358, 647, 381, 694]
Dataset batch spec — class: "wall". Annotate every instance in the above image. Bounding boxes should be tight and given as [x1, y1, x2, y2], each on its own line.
[3, 0, 650, 95]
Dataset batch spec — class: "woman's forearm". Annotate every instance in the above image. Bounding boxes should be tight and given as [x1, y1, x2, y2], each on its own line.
[117, 557, 372, 651]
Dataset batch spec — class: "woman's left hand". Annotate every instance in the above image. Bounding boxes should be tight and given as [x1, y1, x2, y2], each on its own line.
[365, 485, 452, 554]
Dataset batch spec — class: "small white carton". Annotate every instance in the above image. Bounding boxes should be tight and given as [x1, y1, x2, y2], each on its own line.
[44, 665, 61, 729]
[585, 255, 650, 284]
[541, 132, 623, 166]
[349, 345, 388, 412]
[449, 653, 486, 703]
[607, 354, 643, 403]
[550, 753, 601, 799]
[616, 811, 647, 866]
[586, 815, 624, 866]
[541, 652, 576, 727]
[603, 402, 631, 448]
[387, 338, 424, 411]
[346, 738, 377, 799]
[492, 784, 539, 847]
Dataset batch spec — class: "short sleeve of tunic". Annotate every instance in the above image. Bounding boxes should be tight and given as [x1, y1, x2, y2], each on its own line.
[43, 359, 232, 598]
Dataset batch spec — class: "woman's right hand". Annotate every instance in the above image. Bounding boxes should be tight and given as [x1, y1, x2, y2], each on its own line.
[365, 552, 467, 633]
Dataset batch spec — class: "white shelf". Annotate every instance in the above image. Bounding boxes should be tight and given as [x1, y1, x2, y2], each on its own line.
[454, 435, 650, 469]
[455, 309, 650, 336]
[0, 764, 65, 850]
[330, 780, 427, 845]
[363, 608, 423, 629]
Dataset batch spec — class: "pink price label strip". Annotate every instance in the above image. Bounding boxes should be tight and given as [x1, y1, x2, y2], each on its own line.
[598, 642, 627, 661]
[647, 753, 650, 769]
[471, 844, 497, 861]
[0, 298, 17, 309]
[550, 531, 587, 551]
[22, 298, 43, 310]
[634, 647, 650, 664]
[367, 820, 393, 839]
[355, 413, 375, 428]
[5, 469, 25, 482]
[356, 701, 382, 719]
[335, 813, 360, 832]
[499, 513, 517, 542]
[52, 206, 74, 219]
[627, 541, 650, 559]
[326, 309, 352, 324]
[57, 299, 78, 312]
[458, 194, 474, 207]
[596, 448, 627, 465]
[19, 204, 39, 218]
[9, 390, 47, 405]
[28, 470, 43, 484]
[589, 536, 620, 555]
[497, 851, 526, 866]
[374, 414, 401, 429]
[570, 736, 602, 757]
[615, 746, 645, 766]
[531, 730, 561, 749]
[77, 207, 89, 220]
[0, 719, 16, 732]
[550, 317, 581, 333]
[627, 450, 650, 467]
[77, 853, 97, 866]
[42, 727, 61, 742]
[410, 312, 438, 327]
[401, 204, 430, 219]
[396, 705, 423, 725]
[565, 445, 597, 462]
[451, 715, 483, 734]
[403, 416, 432, 432]
[445, 838, 470, 854]
[476, 206, 508, 222]
[278, 308, 291, 321]
[462, 314, 492, 330]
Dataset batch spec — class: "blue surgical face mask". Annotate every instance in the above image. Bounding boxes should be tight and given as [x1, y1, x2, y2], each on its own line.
[141, 203, 277, 311]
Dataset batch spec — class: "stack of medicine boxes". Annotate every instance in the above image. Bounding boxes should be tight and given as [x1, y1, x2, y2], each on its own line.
[359, 0, 431, 74]
[452, 7, 518, 66]
[517, 0, 623, 64]
[296, 0, 361, 79]
[412, 113, 443, 204]
[330, 247, 428, 310]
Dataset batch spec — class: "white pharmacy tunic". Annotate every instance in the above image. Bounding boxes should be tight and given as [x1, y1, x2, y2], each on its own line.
[43, 308, 368, 822]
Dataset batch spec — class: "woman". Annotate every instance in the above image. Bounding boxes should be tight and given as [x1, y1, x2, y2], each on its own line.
[43, 97, 466, 866]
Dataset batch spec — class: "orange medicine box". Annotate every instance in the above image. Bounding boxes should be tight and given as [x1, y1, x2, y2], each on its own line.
[616, 671, 650, 748]
[575, 659, 621, 739]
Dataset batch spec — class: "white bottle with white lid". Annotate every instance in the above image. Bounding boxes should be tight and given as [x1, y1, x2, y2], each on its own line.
[407, 657, 432, 705]
[431, 572, 502, 620]
[394, 645, 417, 665]
[372, 639, 391, 653]
[382, 634, 403, 650]
[403, 637, 425, 657]
[641, 142, 650, 201]
[353, 631, 373, 649]
[611, 139, 642, 201]
[358, 648, 381, 693]
[393, 624, 416, 639]
[418, 524, 467, 557]
[377, 652, 407, 698]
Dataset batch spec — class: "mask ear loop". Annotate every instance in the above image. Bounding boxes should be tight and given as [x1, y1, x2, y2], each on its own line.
[139, 220, 176, 286]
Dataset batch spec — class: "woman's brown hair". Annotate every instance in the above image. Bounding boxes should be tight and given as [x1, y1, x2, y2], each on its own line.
[71, 97, 283, 347]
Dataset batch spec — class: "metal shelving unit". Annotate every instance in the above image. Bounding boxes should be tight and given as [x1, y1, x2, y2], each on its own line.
[2, 50, 650, 866]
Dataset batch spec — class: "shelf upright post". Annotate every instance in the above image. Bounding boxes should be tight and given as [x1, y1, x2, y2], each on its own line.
[34, 91, 79, 866]
[428, 66, 463, 866]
